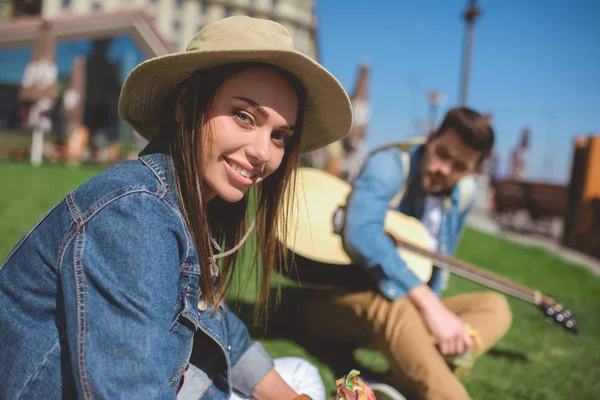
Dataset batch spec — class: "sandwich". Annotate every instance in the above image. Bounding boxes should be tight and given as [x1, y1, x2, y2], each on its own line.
[335, 370, 376, 400]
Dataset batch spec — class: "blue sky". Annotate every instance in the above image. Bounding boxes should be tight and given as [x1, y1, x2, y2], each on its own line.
[316, 0, 600, 183]
[1, 2, 597, 182]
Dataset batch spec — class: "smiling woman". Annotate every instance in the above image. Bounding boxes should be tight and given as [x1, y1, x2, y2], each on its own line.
[0, 16, 352, 400]
[196, 66, 302, 203]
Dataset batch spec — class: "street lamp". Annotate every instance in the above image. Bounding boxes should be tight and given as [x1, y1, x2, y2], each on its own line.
[459, 0, 481, 106]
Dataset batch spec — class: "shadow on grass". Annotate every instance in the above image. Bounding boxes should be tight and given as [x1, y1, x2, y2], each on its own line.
[227, 285, 534, 382]
[226, 286, 383, 380]
[486, 348, 531, 363]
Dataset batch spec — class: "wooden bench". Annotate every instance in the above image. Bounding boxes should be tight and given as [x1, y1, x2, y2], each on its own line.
[492, 179, 567, 238]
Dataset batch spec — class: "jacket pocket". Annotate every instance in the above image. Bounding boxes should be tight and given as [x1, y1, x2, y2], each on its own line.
[169, 286, 199, 387]
[172, 286, 200, 335]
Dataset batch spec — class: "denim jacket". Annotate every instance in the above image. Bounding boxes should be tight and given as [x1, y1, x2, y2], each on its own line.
[0, 142, 273, 399]
[343, 144, 474, 299]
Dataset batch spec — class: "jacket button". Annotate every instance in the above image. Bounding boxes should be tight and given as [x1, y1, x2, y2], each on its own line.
[197, 300, 207, 312]
[227, 344, 231, 353]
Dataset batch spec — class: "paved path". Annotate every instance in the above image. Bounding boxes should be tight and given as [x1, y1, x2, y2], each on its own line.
[467, 209, 600, 276]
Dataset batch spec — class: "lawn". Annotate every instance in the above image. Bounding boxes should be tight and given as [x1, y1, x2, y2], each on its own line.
[1, 161, 599, 399]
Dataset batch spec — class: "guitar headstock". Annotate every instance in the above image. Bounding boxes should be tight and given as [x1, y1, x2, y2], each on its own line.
[540, 298, 578, 334]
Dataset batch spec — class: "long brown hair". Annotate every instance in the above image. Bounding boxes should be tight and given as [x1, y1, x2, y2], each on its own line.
[163, 62, 305, 323]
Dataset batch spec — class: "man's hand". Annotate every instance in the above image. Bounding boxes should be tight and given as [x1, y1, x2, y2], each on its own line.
[421, 301, 474, 356]
[408, 285, 474, 356]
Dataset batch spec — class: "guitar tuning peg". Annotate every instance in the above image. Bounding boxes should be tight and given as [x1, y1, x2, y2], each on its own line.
[565, 318, 579, 334]
[539, 300, 578, 334]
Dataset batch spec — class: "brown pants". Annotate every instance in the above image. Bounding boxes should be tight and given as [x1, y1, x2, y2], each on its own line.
[297, 290, 512, 400]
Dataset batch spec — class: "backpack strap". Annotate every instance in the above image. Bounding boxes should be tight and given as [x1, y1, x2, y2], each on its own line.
[457, 175, 475, 213]
[367, 140, 422, 209]
[389, 151, 410, 209]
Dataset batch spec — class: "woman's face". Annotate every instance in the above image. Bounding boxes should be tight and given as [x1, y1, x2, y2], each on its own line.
[202, 67, 299, 203]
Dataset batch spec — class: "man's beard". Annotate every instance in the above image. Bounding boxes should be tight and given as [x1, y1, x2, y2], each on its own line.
[422, 173, 453, 196]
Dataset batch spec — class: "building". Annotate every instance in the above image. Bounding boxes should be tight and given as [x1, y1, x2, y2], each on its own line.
[0, 0, 318, 161]
[562, 134, 600, 261]
[39, 0, 318, 59]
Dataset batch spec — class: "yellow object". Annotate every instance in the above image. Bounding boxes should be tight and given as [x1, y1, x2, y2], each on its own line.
[444, 324, 483, 370]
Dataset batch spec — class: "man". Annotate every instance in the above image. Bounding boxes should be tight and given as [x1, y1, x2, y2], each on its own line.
[297, 107, 512, 400]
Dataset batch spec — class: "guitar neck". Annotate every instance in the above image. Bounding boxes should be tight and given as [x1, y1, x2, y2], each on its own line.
[396, 239, 541, 305]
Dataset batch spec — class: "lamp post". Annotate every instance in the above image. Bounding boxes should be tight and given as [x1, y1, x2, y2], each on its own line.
[459, 0, 481, 106]
[542, 110, 555, 181]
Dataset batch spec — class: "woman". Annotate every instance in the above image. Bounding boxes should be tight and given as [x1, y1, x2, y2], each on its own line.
[0, 16, 352, 399]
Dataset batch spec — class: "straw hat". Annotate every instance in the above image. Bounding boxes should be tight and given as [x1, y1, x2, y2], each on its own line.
[118, 16, 352, 154]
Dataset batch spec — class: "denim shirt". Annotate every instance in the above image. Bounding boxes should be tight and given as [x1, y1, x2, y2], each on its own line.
[0, 143, 273, 399]
[343, 144, 474, 300]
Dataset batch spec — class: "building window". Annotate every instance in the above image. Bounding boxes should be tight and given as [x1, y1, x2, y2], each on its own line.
[271, 0, 279, 9]
[91, 2, 102, 11]
[200, 1, 208, 14]
[224, 6, 232, 17]
[175, 0, 183, 9]
[61, 0, 71, 9]
[172, 20, 181, 31]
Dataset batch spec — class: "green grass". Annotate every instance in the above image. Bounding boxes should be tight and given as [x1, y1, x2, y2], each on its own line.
[2, 161, 599, 399]
[0, 161, 105, 257]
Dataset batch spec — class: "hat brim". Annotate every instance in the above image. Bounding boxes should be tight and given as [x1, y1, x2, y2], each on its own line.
[118, 49, 352, 154]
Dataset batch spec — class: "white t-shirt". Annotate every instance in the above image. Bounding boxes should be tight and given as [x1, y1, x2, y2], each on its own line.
[422, 196, 444, 252]
[422, 195, 452, 290]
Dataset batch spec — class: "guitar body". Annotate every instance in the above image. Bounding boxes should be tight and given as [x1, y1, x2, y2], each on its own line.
[279, 168, 579, 334]
[281, 167, 433, 284]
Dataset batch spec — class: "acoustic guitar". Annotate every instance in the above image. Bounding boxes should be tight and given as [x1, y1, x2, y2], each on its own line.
[280, 168, 578, 334]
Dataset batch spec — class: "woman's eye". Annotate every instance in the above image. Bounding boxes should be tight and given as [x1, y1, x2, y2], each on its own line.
[234, 110, 253, 125]
[272, 131, 290, 148]
[436, 146, 450, 160]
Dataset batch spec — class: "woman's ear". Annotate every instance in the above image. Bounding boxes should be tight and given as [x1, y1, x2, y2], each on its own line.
[174, 86, 188, 124]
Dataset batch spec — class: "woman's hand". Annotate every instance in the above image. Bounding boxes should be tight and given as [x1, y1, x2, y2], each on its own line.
[252, 369, 298, 400]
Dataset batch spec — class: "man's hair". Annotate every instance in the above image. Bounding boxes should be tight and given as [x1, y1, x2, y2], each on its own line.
[433, 107, 495, 159]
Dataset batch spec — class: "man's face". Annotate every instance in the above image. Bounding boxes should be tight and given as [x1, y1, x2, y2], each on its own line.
[420, 128, 482, 195]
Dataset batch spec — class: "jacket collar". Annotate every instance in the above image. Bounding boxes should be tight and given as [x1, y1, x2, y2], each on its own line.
[137, 137, 228, 257]
[138, 137, 177, 195]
